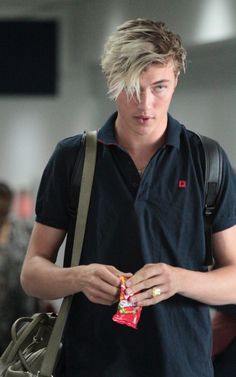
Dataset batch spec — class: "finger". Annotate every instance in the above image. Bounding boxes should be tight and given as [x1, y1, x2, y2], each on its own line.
[108, 267, 133, 279]
[98, 266, 121, 287]
[86, 281, 120, 303]
[126, 264, 158, 287]
[121, 272, 133, 278]
[88, 292, 118, 305]
[90, 276, 120, 297]
[126, 275, 162, 296]
[104, 266, 133, 287]
[130, 284, 166, 306]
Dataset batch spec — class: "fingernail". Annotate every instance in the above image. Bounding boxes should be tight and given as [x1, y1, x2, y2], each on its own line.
[130, 296, 137, 304]
[126, 288, 133, 295]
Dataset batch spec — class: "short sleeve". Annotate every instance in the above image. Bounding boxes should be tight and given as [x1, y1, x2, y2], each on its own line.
[212, 147, 236, 232]
[36, 134, 82, 230]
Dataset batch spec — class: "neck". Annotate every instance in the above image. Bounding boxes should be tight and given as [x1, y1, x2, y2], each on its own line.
[115, 114, 167, 153]
[115, 123, 167, 154]
[115, 117, 167, 173]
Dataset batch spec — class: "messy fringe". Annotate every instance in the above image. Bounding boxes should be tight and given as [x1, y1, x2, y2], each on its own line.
[101, 19, 186, 100]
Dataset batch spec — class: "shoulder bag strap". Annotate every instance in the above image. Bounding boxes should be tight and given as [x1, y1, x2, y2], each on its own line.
[40, 130, 97, 377]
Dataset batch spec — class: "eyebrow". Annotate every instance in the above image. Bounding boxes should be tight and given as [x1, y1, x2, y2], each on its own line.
[151, 79, 170, 86]
[140, 79, 170, 90]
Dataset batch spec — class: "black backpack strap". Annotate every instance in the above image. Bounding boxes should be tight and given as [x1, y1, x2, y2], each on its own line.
[198, 134, 223, 265]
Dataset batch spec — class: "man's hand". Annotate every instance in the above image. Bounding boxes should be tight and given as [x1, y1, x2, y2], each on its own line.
[125, 263, 179, 306]
[79, 264, 132, 305]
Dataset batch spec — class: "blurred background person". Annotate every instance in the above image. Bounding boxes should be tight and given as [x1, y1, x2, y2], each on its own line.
[212, 305, 236, 377]
[0, 181, 41, 353]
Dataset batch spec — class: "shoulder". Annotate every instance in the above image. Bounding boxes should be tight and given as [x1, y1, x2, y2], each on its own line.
[56, 134, 83, 150]
[35, 133, 84, 230]
[179, 122, 224, 157]
[52, 134, 83, 163]
[44, 134, 84, 179]
[180, 125, 205, 149]
[185, 129, 234, 173]
[182, 126, 235, 178]
[167, 114, 204, 153]
[168, 115, 230, 166]
[178, 124, 228, 167]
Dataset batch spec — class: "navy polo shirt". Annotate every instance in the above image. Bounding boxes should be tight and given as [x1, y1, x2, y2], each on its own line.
[36, 112, 236, 377]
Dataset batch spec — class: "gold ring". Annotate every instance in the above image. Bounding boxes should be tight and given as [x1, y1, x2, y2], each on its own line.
[152, 287, 161, 297]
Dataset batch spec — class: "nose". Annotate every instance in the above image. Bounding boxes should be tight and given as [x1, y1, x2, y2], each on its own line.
[136, 89, 152, 110]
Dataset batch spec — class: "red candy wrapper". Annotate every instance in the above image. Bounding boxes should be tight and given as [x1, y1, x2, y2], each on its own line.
[112, 276, 142, 329]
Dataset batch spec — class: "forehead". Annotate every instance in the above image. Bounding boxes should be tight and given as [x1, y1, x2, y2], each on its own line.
[140, 62, 176, 84]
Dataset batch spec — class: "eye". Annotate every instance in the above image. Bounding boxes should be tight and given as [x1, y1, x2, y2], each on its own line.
[152, 84, 166, 93]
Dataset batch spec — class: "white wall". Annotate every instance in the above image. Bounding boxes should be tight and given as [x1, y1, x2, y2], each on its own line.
[171, 38, 236, 164]
[0, 0, 236, 193]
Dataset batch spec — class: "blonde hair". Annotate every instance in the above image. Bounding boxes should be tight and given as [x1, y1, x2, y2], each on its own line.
[101, 18, 187, 100]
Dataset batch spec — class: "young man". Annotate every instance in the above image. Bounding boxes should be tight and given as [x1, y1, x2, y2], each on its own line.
[21, 19, 236, 377]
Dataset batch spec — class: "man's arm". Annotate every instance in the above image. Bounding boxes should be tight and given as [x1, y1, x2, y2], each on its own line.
[125, 225, 236, 306]
[21, 222, 125, 305]
[178, 224, 236, 304]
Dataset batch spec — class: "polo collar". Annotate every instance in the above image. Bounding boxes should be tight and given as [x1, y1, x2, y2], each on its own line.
[98, 112, 182, 149]
[165, 114, 182, 149]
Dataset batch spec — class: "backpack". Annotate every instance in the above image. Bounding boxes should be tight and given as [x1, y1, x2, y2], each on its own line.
[197, 134, 223, 265]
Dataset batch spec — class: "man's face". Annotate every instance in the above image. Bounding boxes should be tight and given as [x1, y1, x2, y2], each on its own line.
[115, 62, 178, 137]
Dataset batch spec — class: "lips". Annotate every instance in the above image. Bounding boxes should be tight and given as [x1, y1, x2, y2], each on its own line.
[134, 115, 154, 122]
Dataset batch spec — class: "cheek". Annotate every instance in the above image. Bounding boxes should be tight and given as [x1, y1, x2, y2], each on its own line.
[154, 95, 171, 107]
[159, 90, 175, 106]
[117, 97, 136, 112]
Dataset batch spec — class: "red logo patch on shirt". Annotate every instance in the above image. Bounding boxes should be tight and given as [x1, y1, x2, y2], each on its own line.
[178, 180, 187, 188]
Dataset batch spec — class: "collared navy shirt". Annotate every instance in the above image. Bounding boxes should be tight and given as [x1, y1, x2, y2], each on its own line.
[36, 113, 236, 377]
